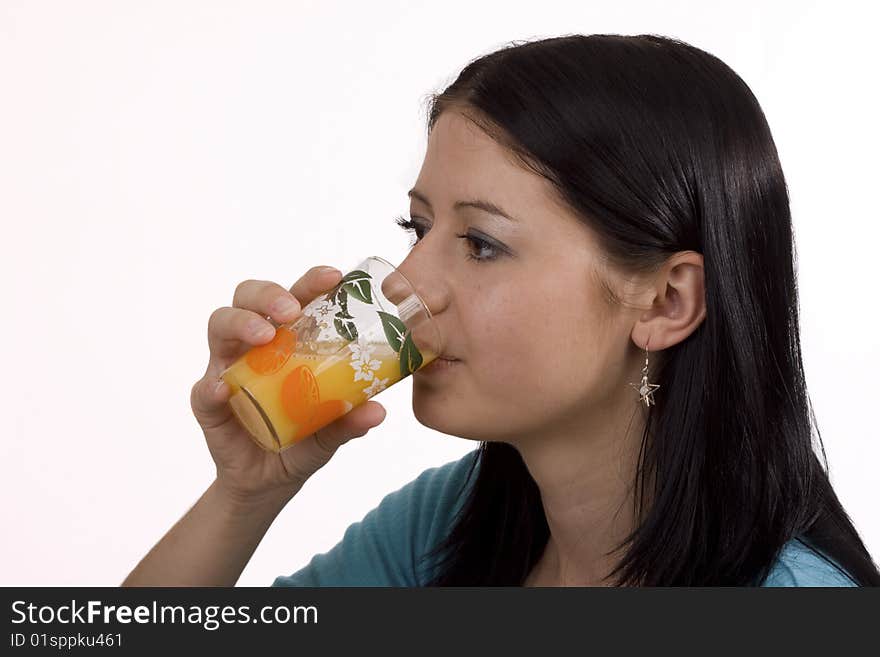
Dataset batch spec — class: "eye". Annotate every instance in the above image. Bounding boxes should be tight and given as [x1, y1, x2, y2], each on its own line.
[457, 233, 501, 263]
[395, 215, 426, 243]
[394, 215, 502, 263]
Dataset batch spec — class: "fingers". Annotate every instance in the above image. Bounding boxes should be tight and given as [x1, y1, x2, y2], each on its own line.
[199, 266, 346, 430]
[207, 280, 303, 362]
[289, 266, 343, 308]
[207, 306, 281, 362]
[231, 279, 302, 323]
[207, 267, 341, 364]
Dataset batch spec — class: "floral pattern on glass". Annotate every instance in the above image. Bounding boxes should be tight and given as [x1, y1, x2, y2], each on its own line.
[322, 269, 426, 382]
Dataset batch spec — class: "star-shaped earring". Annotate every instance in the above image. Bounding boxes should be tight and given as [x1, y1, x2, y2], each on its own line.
[628, 339, 660, 408]
[629, 373, 660, 408]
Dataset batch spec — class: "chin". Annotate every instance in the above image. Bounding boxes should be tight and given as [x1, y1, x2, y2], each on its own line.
[411, 392, 461, 428]
[411, 400, 499, 444]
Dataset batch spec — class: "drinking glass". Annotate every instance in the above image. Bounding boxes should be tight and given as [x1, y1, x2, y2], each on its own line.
[220, 256, 442, 453]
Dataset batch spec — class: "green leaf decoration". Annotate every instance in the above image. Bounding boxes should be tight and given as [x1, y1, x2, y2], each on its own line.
[325, 280, 343, 303]
[333, 316, 358, 341]
[399, 331, 424, 378]
[377, 311, 407, 353]
[320, 269, 375, 343]
[337, 288, 350, 316]
[340, 270, 373, 304]
[341, 269, 370, 282]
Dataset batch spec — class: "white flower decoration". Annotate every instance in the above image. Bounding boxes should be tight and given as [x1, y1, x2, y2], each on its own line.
[347, 338, 375, 363]
[350, 355, 381, 382]
[313, 298, 342, 322]
[363, 376, 390, 397]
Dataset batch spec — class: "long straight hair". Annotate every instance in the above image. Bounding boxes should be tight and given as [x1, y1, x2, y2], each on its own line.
[417, 34, 879, 586]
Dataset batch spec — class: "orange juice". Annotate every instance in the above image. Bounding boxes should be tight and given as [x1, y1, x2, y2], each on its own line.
[221, 325, 435, 452]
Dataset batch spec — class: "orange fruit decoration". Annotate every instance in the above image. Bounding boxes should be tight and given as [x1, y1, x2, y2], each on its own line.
[245, 325, 297, 375]
[281, 365, 321, 424]
[292, 399, 353, 442]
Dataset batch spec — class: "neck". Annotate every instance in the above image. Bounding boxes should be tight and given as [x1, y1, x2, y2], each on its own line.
[513, 396, 649, 586]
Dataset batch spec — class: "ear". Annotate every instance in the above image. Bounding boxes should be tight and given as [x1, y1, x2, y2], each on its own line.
[631, 251, 706, 352]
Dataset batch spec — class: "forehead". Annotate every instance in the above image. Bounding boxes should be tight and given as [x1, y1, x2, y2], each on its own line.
[416, 111, 592, 240]
[419, 111, 539, 197]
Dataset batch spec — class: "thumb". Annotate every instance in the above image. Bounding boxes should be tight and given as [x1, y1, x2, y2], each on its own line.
[278, 401, 386, 482]
[318, 400, 387, 450]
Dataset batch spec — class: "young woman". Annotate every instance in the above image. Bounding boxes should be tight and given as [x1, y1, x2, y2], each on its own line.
[124, 33, 879, 587]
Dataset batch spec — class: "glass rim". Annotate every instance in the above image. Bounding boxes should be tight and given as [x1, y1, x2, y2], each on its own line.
[365, 254, 443, 354]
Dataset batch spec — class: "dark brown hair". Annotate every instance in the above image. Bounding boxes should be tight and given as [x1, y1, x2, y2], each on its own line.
[415, 33, 879, 586]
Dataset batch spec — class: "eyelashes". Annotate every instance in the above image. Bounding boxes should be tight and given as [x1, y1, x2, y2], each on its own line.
[394, 214, 502, 263]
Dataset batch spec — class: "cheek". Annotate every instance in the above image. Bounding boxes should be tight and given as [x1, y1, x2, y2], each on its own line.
[411, 278, 615, 440]
[472, 287, 602, 394]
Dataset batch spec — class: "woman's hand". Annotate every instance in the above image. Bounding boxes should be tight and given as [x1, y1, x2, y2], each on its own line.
[190, 266, 387, 506]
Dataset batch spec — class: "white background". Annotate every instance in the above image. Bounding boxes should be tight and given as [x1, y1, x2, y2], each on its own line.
[1, 0, 877, 586]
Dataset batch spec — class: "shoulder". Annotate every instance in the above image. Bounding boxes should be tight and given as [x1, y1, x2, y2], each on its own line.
[400, 447, 480, 519]
[390, 448, 481, 573]
[761, 538, 859, 587]
[272, 448, 480, 587]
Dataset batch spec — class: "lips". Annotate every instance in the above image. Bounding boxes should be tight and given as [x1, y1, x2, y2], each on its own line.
[418, 353, 461, 375]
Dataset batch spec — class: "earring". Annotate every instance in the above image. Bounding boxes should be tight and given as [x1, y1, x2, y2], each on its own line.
[628, 336, 660, 408]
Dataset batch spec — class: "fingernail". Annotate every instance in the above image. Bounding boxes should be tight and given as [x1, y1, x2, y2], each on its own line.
[272, 296, 300, 315]
[318, 266, 342, 275]
[249, 320, 275, 339]
[213, 379, 228, 396]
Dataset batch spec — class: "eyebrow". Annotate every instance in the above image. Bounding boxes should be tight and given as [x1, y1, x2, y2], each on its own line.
[408, 188, 519, 223]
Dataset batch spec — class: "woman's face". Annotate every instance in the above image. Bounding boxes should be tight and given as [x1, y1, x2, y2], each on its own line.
[399, 110, 640, 444]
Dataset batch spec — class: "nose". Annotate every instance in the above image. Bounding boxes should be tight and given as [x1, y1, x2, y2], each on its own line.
[380, 255, 448, 358]
[388, 252, 449, 319]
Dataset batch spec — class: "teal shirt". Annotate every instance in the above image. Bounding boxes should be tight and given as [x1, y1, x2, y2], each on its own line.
[272, 449, 858, 587]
